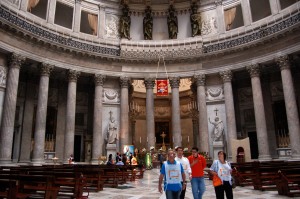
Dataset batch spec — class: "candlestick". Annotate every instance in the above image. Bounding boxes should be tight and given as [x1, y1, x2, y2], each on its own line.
[147, 137, 148, 142]
[188, 136, 189, 143]
[140, 137, 141, 143]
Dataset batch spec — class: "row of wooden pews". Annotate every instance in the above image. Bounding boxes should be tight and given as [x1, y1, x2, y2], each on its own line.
[0, 164, 145, 199]
[231, 161, 300, 197]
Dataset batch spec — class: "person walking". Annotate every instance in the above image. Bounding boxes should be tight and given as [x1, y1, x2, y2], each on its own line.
[188, 147, 206, 199]
[159, 149, 186, 199]
[210, 151, 233, 199]
[175, 146, 192, 199]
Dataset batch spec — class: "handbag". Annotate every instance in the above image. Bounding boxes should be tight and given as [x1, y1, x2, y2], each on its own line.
[213, 174, 222, 187]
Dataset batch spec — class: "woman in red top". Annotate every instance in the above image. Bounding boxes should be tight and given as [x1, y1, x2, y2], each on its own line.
[188, 147, 207, 199]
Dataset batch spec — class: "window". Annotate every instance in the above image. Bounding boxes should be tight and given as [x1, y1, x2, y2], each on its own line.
[280, 0, 298, 10]
[80, 11, 98, 35]
[224, 4, 244, 31]
[250, 0, 271, 22]
[54, 2, 73, 29]
[28, 0, 48, 20]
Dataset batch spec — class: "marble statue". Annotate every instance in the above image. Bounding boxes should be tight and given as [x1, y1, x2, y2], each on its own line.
[190, 3, 201, 37]
[167, 5, 178, 39]
[107, 111, 118, 144]
[119, 4, 131, 39]
[209, 116, 224, 142]
[143, 6, 153, 40]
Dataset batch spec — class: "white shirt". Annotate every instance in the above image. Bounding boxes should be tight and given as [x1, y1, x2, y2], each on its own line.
[175, 156, 191, 182]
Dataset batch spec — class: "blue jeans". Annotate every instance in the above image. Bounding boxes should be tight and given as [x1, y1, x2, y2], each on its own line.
[191, 177, 206, 199]
[165, 190, 181, 199]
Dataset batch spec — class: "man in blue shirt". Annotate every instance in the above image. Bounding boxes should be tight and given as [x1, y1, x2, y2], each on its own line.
[158, 149, 186, 199]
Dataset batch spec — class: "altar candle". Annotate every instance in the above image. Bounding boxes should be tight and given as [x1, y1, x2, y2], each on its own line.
[188, 136, 189, 143]
[155, 137, 156, 143]
[140, 137, 141, 143]
[147, 137, 148, 142]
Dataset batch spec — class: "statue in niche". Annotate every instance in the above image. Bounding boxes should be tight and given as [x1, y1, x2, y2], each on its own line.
[209, 109, 224, 142]
[143, 6, 153, 40]
[167, 5, 178, 39]
[119, 4, 131, 39]
[190, 3, 202, 37]
[106, 111, 118, 144]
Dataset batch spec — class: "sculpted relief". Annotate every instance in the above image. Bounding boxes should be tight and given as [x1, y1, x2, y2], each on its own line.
[206, 86, 224, 101]
[103, 88, 120, 103]
[0, 66, 7, 88]
[105, 14, 120, 39]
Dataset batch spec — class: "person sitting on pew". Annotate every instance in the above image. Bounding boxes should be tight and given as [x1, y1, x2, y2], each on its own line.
[68, 154, 74, 164]
[116, 159, 125, 166]
[107, 154, 114, 165]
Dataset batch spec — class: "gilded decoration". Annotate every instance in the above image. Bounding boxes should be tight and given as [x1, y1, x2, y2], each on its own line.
[103, 88, 120, 103]
[154, 106, 170, 118]
[276, 55, 291, 70]
[0, 66, 7, 88]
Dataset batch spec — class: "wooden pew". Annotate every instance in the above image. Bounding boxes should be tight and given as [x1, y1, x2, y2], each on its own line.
[252, 166, 280, 191]
[0, 179, 17, 199]
[231, 162, 256, 187]
[277, 168, 300, 197]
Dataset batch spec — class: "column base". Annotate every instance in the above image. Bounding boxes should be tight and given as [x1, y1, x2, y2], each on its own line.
[91, 159, 100, 165]
[0, 159, 13, 165]
[258, 155, 272, 161]
[31, 158, 45, 165]
[291, 154, 300, 160]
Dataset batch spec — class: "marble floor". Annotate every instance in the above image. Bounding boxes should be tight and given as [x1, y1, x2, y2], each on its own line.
[88, 168, 300, 199]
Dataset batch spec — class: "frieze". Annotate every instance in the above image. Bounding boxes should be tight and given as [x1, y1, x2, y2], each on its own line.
[103, 88, 120, 103]
[105, 14, 120, 39]
[154, 106, 170, 118]
[0, 66, 7, 88]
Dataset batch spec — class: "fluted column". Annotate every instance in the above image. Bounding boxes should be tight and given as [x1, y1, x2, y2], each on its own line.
[215, 0, 226, 33]
[120, 77, 130, 150]
[32, 63, 53, 164]
[220, 70, 237, 160]
[169, 77, 182, 147]
[92, 74, 106, 163]
[144, 78, 155, 149]
[73, 0, 82, 32]
[64, 70, 80, 162]
[98, 6, 106, 38]
[47, 0, 57, 24]
[0, 53, 25, 164]
[276, 56, 300, 159]
[240, 0, 252, 26]
[247, 64, 271, 161]
[194, 74, 209, 153]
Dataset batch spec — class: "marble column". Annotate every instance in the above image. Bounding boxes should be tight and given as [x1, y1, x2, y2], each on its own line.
[32, 63, 53, 164]
[92, 74, 106, 163]
[120, 77, 130, 150]
[73, 0, 82, 33]
[269, 0, 280, 15]
[19, 79, 35, 163]
[215, 0, 226, 33]
[98, 5, 106, 38]
[261, 74, 277, 158]
[246, 64, 271, 161]
[193, 74, 209, 153]
[0, 53, 25, 164]
[47, 0, 57, 24]
[220, 70, 237, 160]
[240, 0, 252, 26]
[276, 55, 300, 159]
[169, 77, 182, 147]
[64, 70, 80, 162]
[144, 78, 155, 149]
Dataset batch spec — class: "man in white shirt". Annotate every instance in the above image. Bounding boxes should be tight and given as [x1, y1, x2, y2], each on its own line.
[175, 146, 192, 199]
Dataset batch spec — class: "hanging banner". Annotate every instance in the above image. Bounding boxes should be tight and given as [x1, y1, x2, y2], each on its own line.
[156, 79, 168, 96]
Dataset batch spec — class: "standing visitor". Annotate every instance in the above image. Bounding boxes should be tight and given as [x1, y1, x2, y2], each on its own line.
[175, 146, 192, 199]
[188, 147, 206, 199]
[159, 149, 186, 199]
[210, 151, 233, 199]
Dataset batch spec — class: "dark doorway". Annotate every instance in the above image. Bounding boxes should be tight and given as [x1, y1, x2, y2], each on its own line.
[248, 131, 258, 159]
[155, 122, 170, 145]
[74, 135, 81, 162]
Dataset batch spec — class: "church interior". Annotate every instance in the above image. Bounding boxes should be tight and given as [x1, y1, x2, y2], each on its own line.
[0, 0, 300, 198]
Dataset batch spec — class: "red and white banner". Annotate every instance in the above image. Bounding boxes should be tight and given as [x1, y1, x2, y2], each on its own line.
[156, 79, 168, 96]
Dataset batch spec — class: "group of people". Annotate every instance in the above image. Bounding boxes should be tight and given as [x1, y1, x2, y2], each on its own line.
[159, 147, 233, 199]
[106, 152, 138, 166]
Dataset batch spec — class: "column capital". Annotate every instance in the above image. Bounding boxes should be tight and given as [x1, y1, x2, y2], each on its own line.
[67, 70, 80, 82]
[120, 76, 130, 88]
[193, 74, 206, 86]
[190, 83, 197, 94]
[220, 70, 233, 82]
[39, 63, 54, 76]
[169, 76, 180, 88]
[9, 53, 26, 69]
[215, 0, 223, 6]
[276, 55, 291, 70]
[246, 64, 261, 78]
[94, 74, 106, 86]
[75, 0, 82, 4]
[144, 78, 156, 89]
